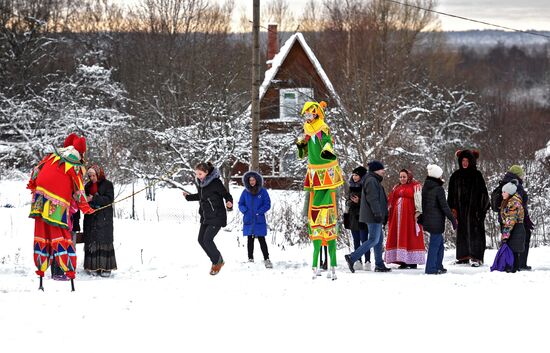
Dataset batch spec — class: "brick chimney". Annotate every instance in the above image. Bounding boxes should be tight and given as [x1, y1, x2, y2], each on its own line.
[267, 24, 278, 69]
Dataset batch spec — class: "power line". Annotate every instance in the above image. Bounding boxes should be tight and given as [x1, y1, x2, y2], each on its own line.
[385, 0, 550, 39]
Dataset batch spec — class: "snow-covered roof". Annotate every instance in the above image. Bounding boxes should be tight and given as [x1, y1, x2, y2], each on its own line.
[259, 32, 343, 108]
[535, 139, 550, 161]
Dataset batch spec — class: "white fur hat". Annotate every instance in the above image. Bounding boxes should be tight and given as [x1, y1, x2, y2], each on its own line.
[427, 164, 443, 179]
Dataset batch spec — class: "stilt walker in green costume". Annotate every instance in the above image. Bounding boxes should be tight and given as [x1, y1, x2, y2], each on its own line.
[296, 101, 344, 280]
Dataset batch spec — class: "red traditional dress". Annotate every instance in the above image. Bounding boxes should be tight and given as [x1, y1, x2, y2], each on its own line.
[385, 178, 426, 265]
[27, 136, 93, 280]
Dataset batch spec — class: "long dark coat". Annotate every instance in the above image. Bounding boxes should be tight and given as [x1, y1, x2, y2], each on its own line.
[447, 150, 490, 262]
[83, 178, 114, 244]
[186, 168, 233, 227]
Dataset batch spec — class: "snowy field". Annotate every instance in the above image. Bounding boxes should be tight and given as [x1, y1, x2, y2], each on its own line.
[1, 179, 549, 352]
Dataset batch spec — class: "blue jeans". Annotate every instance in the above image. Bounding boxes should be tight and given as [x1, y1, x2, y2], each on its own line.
[425, 232, 444, 274]
[349, 223, 384, 268]
[351, 229, 370, 263]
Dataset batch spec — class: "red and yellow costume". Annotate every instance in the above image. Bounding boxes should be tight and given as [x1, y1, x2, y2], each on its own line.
[27, 134, 94, 279]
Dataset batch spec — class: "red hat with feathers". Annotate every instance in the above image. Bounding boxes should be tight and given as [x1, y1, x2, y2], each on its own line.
[64, 133, 78, 148]
[73, 136, 87, 155]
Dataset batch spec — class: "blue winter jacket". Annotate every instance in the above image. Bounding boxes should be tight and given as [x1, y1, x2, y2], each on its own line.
[238, 171, 271, 236]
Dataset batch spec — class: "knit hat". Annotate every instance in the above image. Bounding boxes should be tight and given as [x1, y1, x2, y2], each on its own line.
[368, 160, 384, 172]
[508, 165, 524, 178]
[427, 164, 443, 179]
[352, 166, 367, 178]
[502, 181, 517, 195]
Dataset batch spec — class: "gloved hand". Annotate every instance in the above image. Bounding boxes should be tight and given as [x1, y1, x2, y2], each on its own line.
[451, 219, 458, 231]
[295, 137, 307, 148]
[320, 149, 336, 159]
[451, 208, 458, 220]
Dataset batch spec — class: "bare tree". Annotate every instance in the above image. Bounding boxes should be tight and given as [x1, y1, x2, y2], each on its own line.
[262, 0, 296, 33]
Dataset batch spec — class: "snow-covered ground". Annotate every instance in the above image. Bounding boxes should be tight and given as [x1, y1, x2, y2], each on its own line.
[1, 179, 549, 352]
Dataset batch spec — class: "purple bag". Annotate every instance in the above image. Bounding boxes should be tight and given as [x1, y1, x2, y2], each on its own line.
[490, 243, 514, 272]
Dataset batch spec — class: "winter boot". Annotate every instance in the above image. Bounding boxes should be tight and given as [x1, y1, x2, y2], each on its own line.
[264, 259, 273, 269]
[344, 254, 355, 273]
[210, 257, 225, 275]
[374, 266, 392, 272]
[53, 274, 69, 281]
[469, 259, 482, 267]
[327, 266, 337, 280]
[312, 267, 321, 279]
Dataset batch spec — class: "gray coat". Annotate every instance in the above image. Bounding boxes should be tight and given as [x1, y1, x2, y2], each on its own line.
[359, 172, 388, 225]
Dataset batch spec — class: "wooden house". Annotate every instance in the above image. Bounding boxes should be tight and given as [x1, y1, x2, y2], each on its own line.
[234, 25, 344, 189]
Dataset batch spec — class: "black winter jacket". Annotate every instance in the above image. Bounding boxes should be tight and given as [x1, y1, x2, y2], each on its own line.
[359, 172, 388, 225]
[83, 179, 114, 244]
[347, 174, 367, 231]
[421, 177, 456, 234]
[186, 169, 233, 227]
[496, 172, 533, 230]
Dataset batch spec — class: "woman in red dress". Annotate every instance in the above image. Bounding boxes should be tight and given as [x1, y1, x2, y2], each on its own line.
[385, 169, 426, 269]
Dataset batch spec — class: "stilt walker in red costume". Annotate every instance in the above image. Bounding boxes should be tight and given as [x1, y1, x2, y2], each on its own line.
[27, 133, 95, 291]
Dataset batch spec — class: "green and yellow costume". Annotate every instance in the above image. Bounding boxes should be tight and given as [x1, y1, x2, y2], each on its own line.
[296, 101, 344, 271]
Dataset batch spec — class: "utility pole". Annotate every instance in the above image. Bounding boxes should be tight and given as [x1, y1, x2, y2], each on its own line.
[250, 0, 260, 171]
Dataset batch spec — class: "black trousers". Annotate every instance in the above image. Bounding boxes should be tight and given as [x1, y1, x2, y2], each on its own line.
[247, 236, 269, 260]
[198, 224, 222, 264]
[517, 227, 532, 268]
[512, 252, 521, 272]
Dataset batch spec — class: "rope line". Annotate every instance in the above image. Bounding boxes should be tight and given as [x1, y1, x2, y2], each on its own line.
[91, 167, 181, 212]
[385, 0, 550, 39]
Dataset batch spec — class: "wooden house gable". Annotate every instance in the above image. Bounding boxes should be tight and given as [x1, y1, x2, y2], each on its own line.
[259, 34, 340, 133]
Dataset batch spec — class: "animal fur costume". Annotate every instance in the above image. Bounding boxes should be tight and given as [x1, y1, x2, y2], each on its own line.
[296, 101, 344, 277]
[447, 149, 490, 263]
[27, 133, 94, 280]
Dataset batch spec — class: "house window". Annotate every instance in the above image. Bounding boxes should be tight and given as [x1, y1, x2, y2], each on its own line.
[279, 88, 314, 120]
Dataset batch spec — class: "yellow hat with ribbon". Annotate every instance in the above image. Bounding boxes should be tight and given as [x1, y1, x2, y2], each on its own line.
[301, 101, 327, 120]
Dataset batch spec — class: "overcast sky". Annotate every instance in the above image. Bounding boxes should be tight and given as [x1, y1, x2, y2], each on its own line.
[234, 0, 550, 31]
[123, 0, 550, 31]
